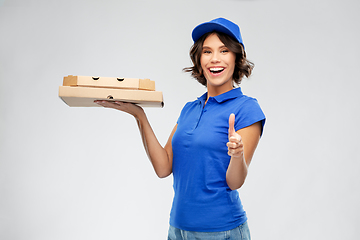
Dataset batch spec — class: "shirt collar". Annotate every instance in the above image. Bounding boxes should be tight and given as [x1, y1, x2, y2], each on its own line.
[198, 87, 243, 104]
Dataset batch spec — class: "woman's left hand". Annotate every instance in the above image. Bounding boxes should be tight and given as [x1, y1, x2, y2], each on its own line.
[226, 113, 244, 158]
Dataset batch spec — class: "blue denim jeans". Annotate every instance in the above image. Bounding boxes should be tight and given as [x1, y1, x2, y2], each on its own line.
[168, 221, 251, 240]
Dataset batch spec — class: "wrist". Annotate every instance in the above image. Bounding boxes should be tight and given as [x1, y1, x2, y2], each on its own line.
[134, 108, 146, 122]
[229, 151, 244, 160]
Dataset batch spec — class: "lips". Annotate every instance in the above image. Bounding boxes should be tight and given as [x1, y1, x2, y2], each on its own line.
[209, 67, 225, 75]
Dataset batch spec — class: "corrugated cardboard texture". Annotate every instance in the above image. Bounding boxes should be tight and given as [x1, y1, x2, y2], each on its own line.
[63, 75, 156, 91]
[59, 86, 164, 108]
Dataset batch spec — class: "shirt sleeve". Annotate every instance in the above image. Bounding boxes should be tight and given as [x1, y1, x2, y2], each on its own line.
[176, 102, 191, 125]
[235, 97, 266, 136]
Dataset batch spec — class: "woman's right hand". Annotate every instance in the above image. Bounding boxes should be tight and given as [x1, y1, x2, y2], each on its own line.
[94, 100, 144, 118]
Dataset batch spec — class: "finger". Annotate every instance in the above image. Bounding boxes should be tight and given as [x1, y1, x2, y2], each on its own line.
[227, 140, 243, 149]
[228, 142, 244, 153]
[228, 113, 236, 138]
[227, 141, 239, 149]
[95, 100, 122, 109]
[228, 147, 243, 157]
[229, 135, 241, 143]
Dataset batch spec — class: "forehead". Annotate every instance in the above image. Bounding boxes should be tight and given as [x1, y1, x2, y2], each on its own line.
[202, 33, 225, 48]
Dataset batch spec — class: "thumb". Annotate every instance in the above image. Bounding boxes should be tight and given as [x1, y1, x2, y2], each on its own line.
[228, 113, 236, 138]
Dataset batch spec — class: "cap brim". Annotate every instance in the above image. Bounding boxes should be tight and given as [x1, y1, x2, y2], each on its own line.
[192, 22, 238, 43]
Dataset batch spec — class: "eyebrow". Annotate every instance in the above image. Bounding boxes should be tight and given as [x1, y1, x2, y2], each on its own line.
[202, 45, 227, 49]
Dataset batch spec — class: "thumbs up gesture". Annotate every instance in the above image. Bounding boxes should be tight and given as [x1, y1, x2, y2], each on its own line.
[227, 113, 244, 158]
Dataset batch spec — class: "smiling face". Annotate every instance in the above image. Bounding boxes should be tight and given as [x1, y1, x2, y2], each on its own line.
[200, 33, 236, 96]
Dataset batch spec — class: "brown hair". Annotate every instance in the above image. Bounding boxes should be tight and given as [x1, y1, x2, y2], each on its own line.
[183, 31, 254, 86]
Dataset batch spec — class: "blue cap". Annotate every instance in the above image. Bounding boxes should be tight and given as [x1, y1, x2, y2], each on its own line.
[192, 17, 244, 48]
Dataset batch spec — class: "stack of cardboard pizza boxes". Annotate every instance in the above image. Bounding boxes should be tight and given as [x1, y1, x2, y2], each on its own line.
[59, 75, 164, 108]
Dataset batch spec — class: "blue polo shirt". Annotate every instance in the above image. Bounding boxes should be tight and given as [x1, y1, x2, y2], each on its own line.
[170, 88, 265, 232]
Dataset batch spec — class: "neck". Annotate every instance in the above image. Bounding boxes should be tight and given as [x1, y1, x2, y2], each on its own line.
[206, 83, 233, 101]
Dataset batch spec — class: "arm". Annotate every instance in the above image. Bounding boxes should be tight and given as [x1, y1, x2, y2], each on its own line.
[226, 113, 262, 190]
[95, 101, 175, 178]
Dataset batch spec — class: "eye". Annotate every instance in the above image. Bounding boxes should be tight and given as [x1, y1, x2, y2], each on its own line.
[221, 49, 229, 53]
[203, 50, 211, 54]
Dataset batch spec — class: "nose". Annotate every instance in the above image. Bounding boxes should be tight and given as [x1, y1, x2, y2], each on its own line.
[210, 52, 220, 63]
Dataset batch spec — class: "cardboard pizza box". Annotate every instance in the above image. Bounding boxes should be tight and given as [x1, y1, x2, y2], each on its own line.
[63, 75, 155, 91]
[59, 86, 164, 108]
[59, 75, 164, 108]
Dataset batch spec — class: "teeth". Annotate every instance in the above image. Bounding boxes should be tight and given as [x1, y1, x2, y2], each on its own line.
[210, 67, 224, 71]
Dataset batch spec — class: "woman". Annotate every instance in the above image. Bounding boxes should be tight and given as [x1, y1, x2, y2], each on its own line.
[96, 17, 265, 240]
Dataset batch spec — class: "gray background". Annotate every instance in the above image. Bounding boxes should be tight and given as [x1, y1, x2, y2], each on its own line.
[1, 0, 359, 239]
